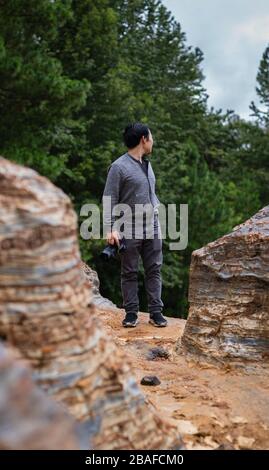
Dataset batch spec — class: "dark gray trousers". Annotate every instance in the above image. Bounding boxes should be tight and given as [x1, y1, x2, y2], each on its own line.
[119, 214, 164, 316]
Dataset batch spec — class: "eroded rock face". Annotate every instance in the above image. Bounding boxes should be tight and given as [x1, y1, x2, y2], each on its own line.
[180, 206, 269, 371]
[0, 343, 84, 450]
[0, 157, 182, 450]
[81, 262, 117, 309]
[0, 156, 90, 322]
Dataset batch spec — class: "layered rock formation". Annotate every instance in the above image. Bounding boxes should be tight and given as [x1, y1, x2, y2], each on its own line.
[0, 343, 85, 450]
[180, 205, 269, 371]
[81, 262, 117, 309]
[0, 157, 182, 450]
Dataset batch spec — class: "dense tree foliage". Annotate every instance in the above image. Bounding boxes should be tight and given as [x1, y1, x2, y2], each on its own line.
[0, 1, 268, 316]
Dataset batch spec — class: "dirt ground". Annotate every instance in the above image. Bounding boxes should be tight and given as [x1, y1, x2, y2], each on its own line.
[95, 306, 269, 450]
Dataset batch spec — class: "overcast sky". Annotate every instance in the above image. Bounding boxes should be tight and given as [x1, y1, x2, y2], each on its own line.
[162, 0, 269, 120]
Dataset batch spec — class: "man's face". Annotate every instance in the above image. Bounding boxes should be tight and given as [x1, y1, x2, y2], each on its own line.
[142, 129, 154, 155]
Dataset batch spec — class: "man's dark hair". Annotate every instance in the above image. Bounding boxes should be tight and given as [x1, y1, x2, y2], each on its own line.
[123, 122, 150, 149]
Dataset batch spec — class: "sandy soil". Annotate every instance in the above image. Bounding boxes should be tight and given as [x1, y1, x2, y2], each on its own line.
[95, 306, 269, 450]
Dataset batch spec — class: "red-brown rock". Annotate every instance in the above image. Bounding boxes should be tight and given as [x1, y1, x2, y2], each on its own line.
[0, 343, 84, 449]
[0, 157, 183, 450]
[180, 206, 269, 371]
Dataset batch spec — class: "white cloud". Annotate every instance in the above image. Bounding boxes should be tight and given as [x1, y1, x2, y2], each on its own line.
[162, 0, 269, 119]
[233, 15, 269, 44]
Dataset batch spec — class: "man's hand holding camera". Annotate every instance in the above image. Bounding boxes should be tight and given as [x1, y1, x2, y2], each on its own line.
[101, 231, 127, 261]
[106, 230, 120, 246]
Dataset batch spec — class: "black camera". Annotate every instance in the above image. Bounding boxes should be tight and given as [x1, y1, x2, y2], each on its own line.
[100, 237, 127, 261]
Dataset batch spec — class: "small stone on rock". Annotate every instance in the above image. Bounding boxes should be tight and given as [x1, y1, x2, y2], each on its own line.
[141, 376, 161, 386]
[146, 347, 170, 361]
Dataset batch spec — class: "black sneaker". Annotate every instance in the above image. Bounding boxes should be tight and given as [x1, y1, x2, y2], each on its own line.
[149, 312, 167, 327]
[122, 312, 139, 328]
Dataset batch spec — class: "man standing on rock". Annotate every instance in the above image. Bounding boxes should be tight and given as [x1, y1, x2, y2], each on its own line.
[102, 122, 167, 328]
